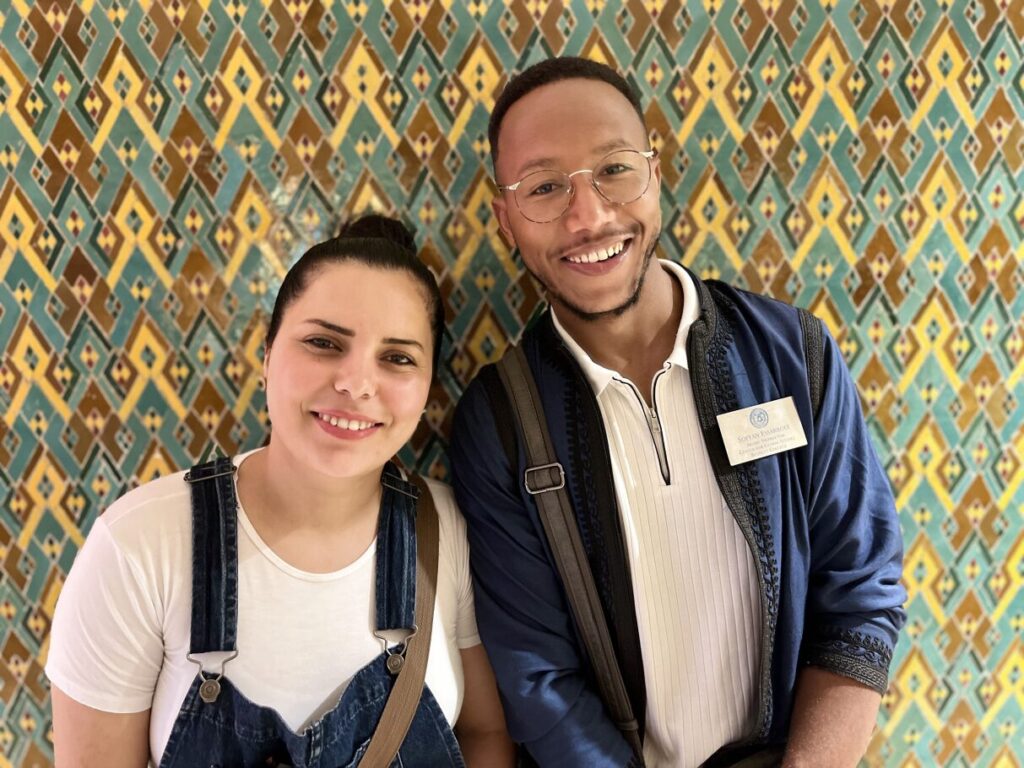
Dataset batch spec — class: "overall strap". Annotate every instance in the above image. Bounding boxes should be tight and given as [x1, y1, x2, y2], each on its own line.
[185, 456, 239, 654]
[360, 473, 439, 768]
[496, 344, 645, 764]
[376, 463, 419, 632]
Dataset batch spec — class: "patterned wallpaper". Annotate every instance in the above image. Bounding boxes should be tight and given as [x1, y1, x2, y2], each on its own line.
[1, 1, 1022, 766]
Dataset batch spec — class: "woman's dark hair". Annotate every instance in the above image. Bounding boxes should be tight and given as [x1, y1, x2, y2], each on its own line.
[265, 214, 445, 374]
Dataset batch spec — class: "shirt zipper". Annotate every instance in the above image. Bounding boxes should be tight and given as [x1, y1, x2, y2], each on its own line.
[617, 367, 671, 485]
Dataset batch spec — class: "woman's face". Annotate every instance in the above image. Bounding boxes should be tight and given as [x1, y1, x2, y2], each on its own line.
[263, 260, 433, 481]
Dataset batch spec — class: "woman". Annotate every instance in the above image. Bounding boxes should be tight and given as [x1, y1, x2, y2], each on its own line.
[47, 215, 515, 767]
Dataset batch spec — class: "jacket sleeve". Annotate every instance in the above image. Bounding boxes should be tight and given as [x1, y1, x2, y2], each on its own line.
[449, 374, 635, 768]
[802, 322, 907, 693]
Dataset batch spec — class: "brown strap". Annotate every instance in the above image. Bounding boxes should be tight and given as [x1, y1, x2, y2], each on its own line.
[496, 345, 644, 763]
[359, 475, 439, 768]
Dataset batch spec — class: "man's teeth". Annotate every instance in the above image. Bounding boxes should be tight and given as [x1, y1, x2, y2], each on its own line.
[566, 240, 626, 264]
[318, 413, 376, 431]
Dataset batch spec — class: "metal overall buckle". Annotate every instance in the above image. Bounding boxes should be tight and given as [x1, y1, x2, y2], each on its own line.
[373, 627, 417, 675]
[380, 472, 420, 499]
[187, 651, 239, 704]
[182, 463, 237, 484]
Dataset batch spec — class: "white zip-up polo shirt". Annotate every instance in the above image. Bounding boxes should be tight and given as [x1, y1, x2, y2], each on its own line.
[551, 260, 762, 767]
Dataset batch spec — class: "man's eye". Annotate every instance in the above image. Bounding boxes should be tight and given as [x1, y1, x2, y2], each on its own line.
[528, 181, 566, 197]
[599, 163, 632, 176]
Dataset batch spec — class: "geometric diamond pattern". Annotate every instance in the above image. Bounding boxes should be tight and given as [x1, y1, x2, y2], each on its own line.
[1, 3, 1023, 766]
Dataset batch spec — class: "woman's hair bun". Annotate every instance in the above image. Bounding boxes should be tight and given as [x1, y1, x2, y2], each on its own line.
[338, 213, 416, 253]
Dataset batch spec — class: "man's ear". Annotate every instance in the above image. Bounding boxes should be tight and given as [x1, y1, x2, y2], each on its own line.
[492, 195, 516, 250]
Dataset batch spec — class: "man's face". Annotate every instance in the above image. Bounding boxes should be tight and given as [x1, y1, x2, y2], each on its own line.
[492, 78, 662, 322]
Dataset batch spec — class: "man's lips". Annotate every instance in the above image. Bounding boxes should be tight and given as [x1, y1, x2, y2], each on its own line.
[559, 237, 633, 274]
[560, 236, 632, 265]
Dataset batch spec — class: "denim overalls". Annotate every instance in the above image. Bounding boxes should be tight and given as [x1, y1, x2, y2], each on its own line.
[158, 457, 465, 768]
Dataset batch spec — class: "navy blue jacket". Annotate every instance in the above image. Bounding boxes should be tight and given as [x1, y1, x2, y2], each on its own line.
[450, 273, 906, 767]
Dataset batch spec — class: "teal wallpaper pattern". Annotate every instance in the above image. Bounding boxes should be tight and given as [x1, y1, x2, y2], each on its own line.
[0, 1, 1022, 766]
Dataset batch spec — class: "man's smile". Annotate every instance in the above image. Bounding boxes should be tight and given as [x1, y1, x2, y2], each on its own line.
[563, 239, 628, 264]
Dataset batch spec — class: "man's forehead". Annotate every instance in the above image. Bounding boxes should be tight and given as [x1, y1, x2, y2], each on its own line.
[497, 79, 646, 175]
[501, 78, 641, 129]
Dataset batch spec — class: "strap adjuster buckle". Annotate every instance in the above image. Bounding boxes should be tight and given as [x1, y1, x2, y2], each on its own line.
[524, 462, 565, 495]
[183, 464, 236, 483]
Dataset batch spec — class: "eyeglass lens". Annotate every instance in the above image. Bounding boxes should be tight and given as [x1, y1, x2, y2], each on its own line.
[513, 149, 652, 223]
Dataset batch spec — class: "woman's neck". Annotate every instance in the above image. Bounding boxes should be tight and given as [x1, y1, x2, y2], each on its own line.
[236, 445, 384, 572]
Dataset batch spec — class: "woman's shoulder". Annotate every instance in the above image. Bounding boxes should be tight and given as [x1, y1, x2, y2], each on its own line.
[421, 476, 455, 510]
[102, 451, 255, 540]
[419, 477, 472, 575]
[102, 467, 191, 523]
[103, 467, 190, 518]
[96, 467, 193, 555]
[420, 478, 463, 532]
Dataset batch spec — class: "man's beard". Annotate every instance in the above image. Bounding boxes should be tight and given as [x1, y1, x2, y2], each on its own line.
[527, 230, 661, 323]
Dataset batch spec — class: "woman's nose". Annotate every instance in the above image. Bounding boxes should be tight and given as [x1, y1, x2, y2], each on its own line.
[333, 358, 376, 399]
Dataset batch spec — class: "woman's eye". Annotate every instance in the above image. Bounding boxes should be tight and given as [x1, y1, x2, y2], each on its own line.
[305, 337, 338, 351]
[384, 352, 416, 366]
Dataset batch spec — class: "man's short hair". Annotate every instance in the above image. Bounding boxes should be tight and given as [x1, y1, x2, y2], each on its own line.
[488, 57, 647, 173]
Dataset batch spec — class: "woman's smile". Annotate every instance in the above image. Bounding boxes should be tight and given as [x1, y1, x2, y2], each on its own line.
[312, 409, 384, 440]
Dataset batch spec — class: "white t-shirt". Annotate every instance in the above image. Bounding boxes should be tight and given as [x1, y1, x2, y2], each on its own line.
[45, 451, 480, 765]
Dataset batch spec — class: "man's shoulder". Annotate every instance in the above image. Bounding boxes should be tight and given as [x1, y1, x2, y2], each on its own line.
[701, 276, 806, 322]
[453, 359, 500, 422]
[450, 359, 509, 471]
[454, 311, 559, 416]
[698, 277, 816, 351]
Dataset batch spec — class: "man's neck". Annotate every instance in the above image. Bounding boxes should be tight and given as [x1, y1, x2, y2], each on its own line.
[553, 262, 683, 398]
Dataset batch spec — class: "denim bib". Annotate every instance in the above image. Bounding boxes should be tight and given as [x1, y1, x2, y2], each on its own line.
[158, 457, 464, 768]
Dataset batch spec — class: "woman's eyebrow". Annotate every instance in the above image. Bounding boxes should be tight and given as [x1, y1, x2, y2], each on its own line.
[305, 319, 354, 336]
[383, 337, 424, 350]
[305, 319, 423, 350]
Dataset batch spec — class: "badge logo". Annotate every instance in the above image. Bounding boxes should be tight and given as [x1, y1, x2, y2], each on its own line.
[749, 408, 769, 428]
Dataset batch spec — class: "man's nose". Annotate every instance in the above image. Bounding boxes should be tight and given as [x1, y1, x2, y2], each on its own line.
[561, 173, 616, 232]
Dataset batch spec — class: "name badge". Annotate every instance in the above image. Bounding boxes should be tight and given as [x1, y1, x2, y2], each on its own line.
[716, 396, 807, 466]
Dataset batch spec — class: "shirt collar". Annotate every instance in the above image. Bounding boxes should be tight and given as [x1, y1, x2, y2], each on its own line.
[550, 259, 700, 396]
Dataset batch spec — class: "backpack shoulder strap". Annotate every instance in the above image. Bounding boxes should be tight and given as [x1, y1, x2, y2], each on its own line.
[494, 345, 644, 763]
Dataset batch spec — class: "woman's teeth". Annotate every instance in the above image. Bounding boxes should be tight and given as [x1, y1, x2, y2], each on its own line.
[318, 413, 376, 431]
[566, 240, 626, 264]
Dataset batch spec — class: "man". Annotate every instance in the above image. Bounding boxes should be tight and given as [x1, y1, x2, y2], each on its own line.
[449, 57, 905, 768]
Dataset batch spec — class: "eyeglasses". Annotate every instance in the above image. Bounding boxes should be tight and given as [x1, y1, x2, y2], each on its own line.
[496, 148, 658, 224]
